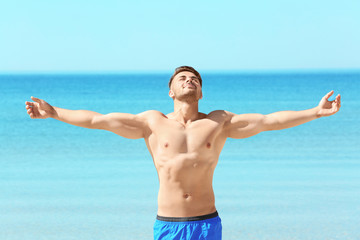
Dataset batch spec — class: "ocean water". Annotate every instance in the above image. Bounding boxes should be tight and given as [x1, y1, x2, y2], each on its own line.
[1, 72, 359, 240]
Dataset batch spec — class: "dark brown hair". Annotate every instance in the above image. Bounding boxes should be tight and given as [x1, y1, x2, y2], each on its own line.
[168, 66, 202, 88]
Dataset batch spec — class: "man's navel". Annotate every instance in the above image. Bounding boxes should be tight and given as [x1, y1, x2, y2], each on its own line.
[183, 193, 191, 199]
[206, 142, 211, 148]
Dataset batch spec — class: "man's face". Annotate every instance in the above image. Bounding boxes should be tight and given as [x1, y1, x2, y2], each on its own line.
[169, 71, 202, 102]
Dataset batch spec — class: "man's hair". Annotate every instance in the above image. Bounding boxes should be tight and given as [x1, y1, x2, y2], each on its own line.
[168, 66, 202, 89]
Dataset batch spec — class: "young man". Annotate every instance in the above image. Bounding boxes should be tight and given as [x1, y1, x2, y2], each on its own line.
[25, 66, 341, 240]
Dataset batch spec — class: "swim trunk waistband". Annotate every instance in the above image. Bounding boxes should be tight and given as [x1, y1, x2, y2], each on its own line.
[156, 211, 219, 222]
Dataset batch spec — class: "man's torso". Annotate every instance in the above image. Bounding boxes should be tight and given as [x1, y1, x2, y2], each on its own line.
[143, 110, 230, 217]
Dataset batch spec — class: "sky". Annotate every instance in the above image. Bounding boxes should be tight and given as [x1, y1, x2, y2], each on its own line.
[1, 0, 359, 73]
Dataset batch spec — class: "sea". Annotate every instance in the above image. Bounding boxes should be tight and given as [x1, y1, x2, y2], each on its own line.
[1, 71, 359, 240]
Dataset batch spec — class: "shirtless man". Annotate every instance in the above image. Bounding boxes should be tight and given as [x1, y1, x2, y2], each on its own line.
[25, 66, 341, 240]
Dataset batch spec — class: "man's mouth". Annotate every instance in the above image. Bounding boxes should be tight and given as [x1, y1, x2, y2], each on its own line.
[184, 84, 196, 89]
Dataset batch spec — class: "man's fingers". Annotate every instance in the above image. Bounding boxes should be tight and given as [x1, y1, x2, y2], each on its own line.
[25, 102, 35, 108]
[27, 108, 33, 118]
[324, 90, 334, 100]
[333, 95, 341, 111]
[26, 105, 35, 116]
[25, 101, 39, 111]
[334, 94, 341, 103]
[26, 98, 44, 119]
[31, 96, 42, 103]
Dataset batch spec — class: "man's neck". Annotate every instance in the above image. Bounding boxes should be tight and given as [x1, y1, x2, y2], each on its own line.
[172, 99, 200, 125]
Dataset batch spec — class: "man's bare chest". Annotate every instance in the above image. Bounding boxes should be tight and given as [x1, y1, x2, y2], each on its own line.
[147, 118, 225, 153]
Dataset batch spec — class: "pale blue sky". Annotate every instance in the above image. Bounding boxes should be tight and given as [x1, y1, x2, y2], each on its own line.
[1, 0, 359, 73]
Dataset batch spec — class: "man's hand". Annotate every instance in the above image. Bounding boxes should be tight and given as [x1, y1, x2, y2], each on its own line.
[25, 96, 56, 119]
[317, 90, 341, 117]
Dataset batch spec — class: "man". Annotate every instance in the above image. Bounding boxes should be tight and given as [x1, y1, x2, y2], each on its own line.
[25, 66, 341, 240]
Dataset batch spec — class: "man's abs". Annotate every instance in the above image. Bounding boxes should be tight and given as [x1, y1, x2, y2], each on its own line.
[157, 181, 217, 217]
[155, 155, 218, 217]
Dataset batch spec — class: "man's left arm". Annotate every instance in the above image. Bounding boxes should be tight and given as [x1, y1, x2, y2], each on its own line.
[265, 90, 341, 131]
[226, 90, 341, 138]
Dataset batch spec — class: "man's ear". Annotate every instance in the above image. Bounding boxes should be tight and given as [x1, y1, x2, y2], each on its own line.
[169, 90, 175, 99]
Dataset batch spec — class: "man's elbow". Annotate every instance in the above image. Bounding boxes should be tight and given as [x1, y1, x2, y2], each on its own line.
[90, 114, 106, 129]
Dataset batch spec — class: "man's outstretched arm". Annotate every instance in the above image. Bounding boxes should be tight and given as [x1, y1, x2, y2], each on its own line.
[225, 90, 341, 139]
[25, 96, 148, 139]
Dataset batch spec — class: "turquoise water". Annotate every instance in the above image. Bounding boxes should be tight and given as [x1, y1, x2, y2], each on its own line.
[1, 72, 359, 240]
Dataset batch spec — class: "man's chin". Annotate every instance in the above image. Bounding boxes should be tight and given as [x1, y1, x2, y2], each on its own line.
[176, 93, 201, 102]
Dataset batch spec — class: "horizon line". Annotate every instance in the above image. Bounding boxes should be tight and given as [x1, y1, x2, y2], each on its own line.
[1, 67, 360, 75]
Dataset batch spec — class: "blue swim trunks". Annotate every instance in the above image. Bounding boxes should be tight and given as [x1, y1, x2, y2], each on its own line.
[154, 211, 222, 240]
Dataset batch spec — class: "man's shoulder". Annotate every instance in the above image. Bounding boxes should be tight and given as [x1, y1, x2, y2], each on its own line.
[138, 110, 167, 119]
[207, 110, 232, 117]
[206, 110, 233, 121]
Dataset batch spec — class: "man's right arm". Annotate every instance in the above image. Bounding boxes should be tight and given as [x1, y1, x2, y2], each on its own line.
[25, 96, 148, 139]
